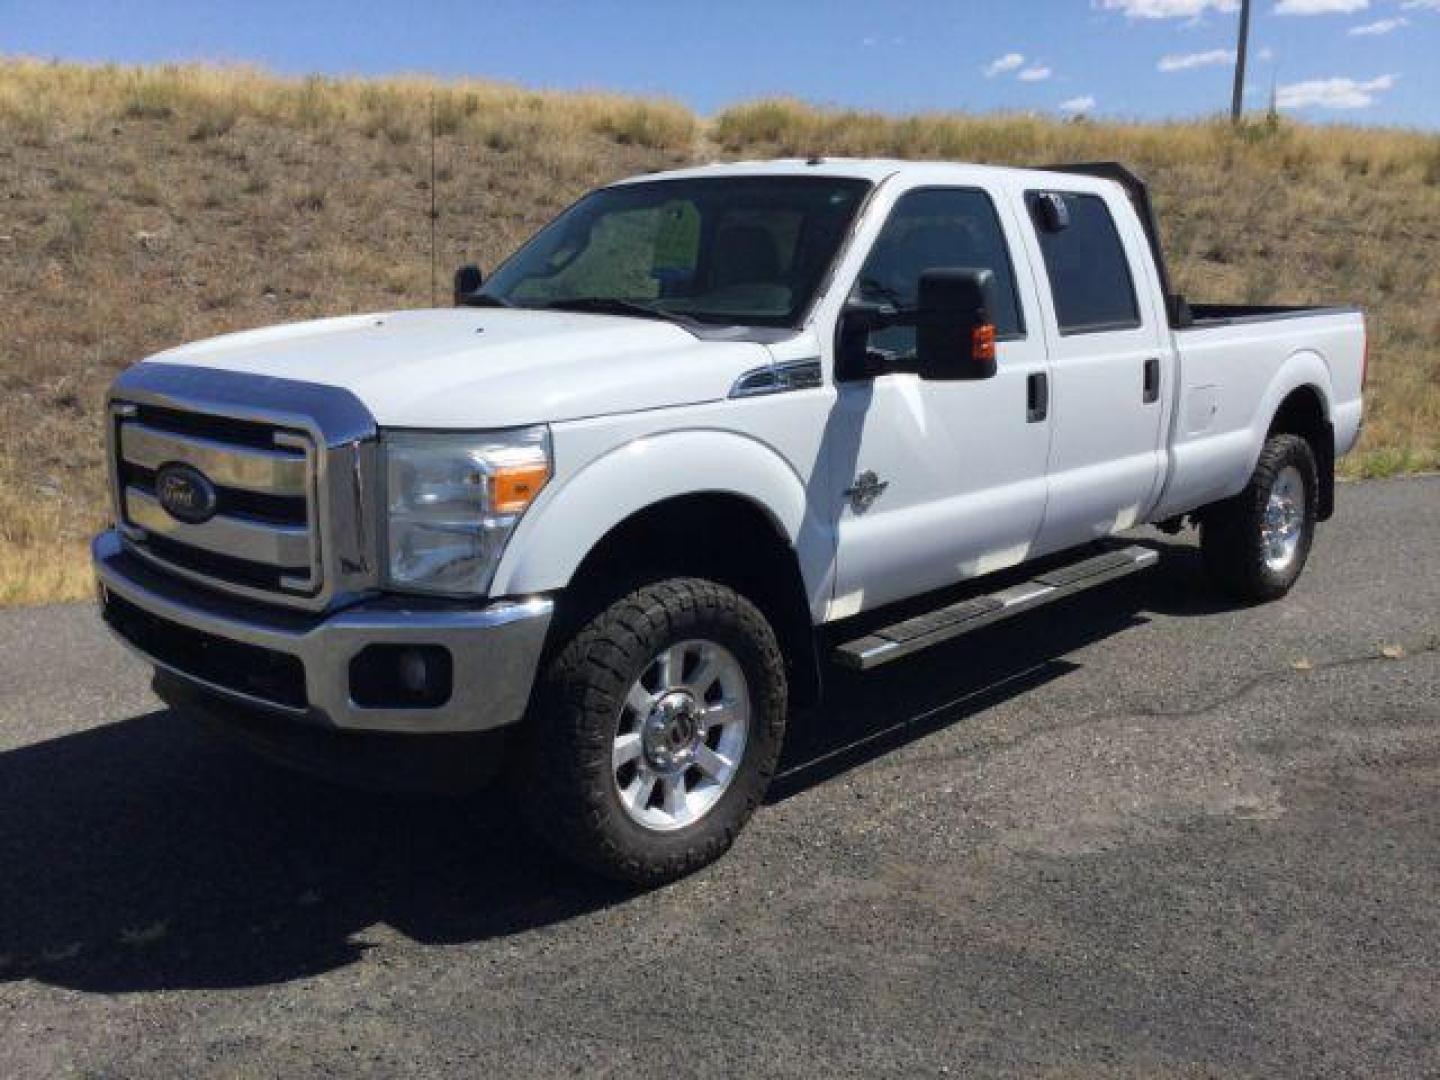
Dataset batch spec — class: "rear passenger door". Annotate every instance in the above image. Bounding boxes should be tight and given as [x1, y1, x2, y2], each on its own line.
[1020, 189, 1169, 554]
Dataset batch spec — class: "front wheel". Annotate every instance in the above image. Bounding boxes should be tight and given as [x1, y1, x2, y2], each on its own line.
[517, 578, 788, 886]
[1200, 433, 1318, 602]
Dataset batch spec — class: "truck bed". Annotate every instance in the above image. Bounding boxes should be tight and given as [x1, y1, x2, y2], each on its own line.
[1152, 304, 1366, 526]
[1181, 303, 1362, 330]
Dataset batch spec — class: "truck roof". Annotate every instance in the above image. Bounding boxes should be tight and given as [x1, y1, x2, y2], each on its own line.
[615, 157, 1187, 328]
[616, 157, 1106, 189]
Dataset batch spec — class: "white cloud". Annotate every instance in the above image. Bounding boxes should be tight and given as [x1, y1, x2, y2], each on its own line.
[1257, 46, 1276, 60]
[983, 53, 1025, 77]
[1274, 0, 1368, 14]
[1400, 0, 1440, 9]
[982, 54, 1054, 82]
[1097, 0, 1237, 16]
[1349, 16, 1407, 32]
[1059, 95, 1098, 113]
[1158, 48, 1234, 71]
[1276, 73, 1397, 109]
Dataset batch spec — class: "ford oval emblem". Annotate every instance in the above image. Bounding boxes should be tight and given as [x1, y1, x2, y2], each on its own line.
[155, 463, 218, 524]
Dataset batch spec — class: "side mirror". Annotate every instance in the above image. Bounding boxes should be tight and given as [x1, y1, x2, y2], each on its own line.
[834, 298, 895, 381]
[915, 268, 999, 381]
[1033, 192, 1070, 234]
[453, 264, 483, 305]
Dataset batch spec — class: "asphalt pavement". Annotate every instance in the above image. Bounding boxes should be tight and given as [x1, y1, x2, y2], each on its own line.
[1, 476, 1437, 1077]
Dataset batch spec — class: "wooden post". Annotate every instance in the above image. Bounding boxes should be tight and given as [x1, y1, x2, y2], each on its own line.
[1231, 0, 1252, 124]
[429, 95, 438, 306]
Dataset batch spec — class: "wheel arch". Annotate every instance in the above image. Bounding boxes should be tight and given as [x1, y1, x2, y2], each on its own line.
[1235, 349, 1335, 522]
[491, 430, 831, 707]
[1266, 381, 1335, 520]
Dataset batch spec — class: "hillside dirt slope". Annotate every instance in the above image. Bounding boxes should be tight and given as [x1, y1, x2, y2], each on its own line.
[2, 62, 1436, 604]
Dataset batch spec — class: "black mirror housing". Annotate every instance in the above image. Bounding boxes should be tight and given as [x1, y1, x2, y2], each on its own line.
[1033, 192, 1070, 233]
[915, 268, 999, 381]
[453, 264, 483, 305]
[834, 298, 895, 381]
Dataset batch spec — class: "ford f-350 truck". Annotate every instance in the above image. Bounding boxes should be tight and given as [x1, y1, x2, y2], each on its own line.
[94, 159, 1366, 884]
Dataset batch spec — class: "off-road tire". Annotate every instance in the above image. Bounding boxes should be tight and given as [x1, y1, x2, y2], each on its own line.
[1201, 434, 1318, 602]
[517, 578, 787, 886]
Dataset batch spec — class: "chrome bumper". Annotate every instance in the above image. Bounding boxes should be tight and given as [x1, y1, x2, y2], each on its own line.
[93, 530, 553, 734]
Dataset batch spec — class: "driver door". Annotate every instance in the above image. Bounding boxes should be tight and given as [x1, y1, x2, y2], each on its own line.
[827, 183, 1052, 619]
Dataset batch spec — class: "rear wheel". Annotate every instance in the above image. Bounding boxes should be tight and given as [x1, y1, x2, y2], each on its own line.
[518, 578, 787, 886]
[1201, 433, 1318, 602]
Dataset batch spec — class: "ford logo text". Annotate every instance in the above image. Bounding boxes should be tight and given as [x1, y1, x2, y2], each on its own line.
[155, 463, 219, 525]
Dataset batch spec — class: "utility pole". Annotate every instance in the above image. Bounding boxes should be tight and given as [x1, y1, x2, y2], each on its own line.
[1231, 0, 1252, 124]
[429, 94, 438, 307]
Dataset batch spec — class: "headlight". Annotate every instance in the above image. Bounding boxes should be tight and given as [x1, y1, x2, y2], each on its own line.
[383, 426, 551, 596]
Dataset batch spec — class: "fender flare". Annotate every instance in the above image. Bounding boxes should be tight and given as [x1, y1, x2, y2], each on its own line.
[490, 429, 835, 621]
[1246, 349, 1334, 472]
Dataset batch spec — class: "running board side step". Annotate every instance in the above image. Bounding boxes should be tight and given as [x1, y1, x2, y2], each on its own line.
[832, 545, 1159, 671]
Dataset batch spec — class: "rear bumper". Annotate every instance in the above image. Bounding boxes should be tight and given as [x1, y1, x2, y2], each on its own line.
[93, 530, 553, 734]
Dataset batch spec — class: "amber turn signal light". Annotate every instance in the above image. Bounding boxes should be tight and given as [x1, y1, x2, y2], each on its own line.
[490, 463, 550, 514]
[972, 323, 997, 363]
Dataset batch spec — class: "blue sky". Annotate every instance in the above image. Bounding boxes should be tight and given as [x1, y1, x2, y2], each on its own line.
[3, 0, 1436, 128]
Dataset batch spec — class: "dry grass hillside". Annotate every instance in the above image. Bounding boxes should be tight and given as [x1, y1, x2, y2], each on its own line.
[1, 60, 1436, 605]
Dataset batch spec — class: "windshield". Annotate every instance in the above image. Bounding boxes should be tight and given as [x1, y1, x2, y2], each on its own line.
[476, 176, 872, 329]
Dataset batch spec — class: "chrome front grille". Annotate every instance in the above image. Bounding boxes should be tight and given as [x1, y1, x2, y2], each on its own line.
[112, 402, 323, 600]
[107, 362, 382, 612]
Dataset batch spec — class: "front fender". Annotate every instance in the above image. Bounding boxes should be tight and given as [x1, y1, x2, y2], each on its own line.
[489, 429, 834, 621]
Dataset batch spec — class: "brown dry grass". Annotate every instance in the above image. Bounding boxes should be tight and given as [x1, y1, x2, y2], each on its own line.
[1, 61, 1435, 606]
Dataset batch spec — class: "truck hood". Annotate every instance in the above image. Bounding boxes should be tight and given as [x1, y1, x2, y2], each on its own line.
[146, 308, 774, 428]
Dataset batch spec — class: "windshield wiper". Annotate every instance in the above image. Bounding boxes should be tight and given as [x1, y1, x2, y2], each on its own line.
[539, 297, 696, 326]
[857, 277, 907, 310]
[458, 293, 512, 308]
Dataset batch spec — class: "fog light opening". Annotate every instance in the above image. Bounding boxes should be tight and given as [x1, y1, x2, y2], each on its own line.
[349, 644, 453, 709]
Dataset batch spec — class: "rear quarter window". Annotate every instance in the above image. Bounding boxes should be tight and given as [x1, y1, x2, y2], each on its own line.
[1027, 192, 1141, 336]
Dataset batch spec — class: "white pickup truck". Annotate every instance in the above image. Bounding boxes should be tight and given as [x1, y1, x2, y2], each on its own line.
[94, 158, 1366, 883]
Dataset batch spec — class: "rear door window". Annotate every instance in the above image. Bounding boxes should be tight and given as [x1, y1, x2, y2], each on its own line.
[1026, 192, 1141, 335]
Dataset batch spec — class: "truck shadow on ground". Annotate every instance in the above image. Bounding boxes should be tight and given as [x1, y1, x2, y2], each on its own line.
[0, 539, 1220, 994]
[772, 539, 1227, 800]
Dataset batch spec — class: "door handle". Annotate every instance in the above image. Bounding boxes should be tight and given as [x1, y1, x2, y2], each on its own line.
[1027, 372, 1048, 423]
[1143, 357, 1161, 404]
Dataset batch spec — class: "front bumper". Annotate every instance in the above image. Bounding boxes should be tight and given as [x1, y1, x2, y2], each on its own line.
[93, 530, 553, 734]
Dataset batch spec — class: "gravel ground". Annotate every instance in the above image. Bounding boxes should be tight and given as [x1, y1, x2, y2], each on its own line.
[1, 476, 1437, 1078]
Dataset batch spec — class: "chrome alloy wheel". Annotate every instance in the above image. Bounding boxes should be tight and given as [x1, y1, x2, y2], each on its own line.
[612, 639, 750, 832]
[1262, 465, 1306, 572]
